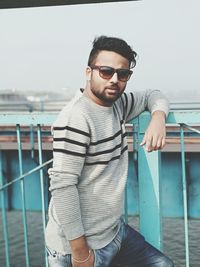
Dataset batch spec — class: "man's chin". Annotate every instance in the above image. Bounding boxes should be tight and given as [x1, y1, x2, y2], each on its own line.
[103, 94, 120, 105]
[107, 92, 121, 101]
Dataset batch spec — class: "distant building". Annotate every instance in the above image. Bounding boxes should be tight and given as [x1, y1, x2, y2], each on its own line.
[0, 89, 27, 102]
[0, 89, 72, 112]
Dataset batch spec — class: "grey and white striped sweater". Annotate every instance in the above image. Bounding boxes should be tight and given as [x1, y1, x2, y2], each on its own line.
[45, 89, 169, 254]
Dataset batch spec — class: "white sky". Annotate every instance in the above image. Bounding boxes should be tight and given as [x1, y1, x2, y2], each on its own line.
[0, 0, 200, 101]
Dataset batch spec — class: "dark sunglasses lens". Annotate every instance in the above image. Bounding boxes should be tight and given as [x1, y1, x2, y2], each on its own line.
[118, 69, 132, 81]
[99, 67, 114, 79]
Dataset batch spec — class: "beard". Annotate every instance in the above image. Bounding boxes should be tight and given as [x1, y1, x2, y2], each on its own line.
[91, 85, 124, 105]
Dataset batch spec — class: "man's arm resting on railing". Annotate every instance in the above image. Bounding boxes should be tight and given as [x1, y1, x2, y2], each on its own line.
[140, 110, 166, 152]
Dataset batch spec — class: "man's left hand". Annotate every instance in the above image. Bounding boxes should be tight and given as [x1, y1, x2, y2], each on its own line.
[140, 111, 166, 152]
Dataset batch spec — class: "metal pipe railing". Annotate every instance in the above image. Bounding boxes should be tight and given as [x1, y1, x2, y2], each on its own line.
[16, 124, 30, 267]
[179, 122, 200, 267]
[180, 124, 190, 267]
[0, 111, 199, 267]
[37, 124, 49, 267]
[133, 110, 200, 267]
[0, 151, 10, 267]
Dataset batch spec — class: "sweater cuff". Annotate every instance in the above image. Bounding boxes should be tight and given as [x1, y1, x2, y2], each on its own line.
[151, 101, 169, 117]
[61, 219, 85, 241]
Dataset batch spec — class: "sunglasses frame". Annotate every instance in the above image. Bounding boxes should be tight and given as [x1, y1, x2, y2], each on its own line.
[90, 65, 133, 82]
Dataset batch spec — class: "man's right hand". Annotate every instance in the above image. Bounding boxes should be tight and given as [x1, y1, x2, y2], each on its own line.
[72, 249, 95, 267]
[69, 235, 95, 267]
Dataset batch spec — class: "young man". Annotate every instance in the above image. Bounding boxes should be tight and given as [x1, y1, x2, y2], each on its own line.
[45, 36, 174, 267]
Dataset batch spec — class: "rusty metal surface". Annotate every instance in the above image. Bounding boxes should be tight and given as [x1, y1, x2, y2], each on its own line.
[0, 124, 200, 152]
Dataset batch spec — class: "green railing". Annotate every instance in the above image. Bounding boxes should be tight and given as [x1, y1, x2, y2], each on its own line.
[133, 110, 200, 267]
[0, 113, 56, 267]
[0, 110, 200, 267]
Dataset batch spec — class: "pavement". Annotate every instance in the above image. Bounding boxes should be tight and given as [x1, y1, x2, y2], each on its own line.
[0, 211, 199, 267]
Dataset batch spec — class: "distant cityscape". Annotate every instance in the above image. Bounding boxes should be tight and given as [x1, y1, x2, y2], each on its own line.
[0, 88, 74, 112]
[0, 88, 200, 112]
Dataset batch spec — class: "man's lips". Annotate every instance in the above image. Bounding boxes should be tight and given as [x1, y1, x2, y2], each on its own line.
[105, 86, 120, 91]
[106, 89, 119, 96]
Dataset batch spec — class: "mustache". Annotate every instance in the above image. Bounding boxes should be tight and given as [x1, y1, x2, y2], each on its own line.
[105, 85, 120, 90]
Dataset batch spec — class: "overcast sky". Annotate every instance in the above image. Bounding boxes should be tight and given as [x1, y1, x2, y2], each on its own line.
[0, 0, 200, 101]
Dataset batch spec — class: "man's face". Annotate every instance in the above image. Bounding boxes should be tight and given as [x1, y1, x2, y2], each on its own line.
[86, 50, 130, 106]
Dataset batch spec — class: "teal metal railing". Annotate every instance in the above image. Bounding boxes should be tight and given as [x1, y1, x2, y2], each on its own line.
[0, 113, 56, 267]
[132, 110, 200, 267]
[179, 123, 200, 267]
[0, 110, 200, 267]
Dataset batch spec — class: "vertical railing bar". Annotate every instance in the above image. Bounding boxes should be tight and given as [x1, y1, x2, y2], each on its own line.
[133, 118, 139, 162]
[132, 118, 139, 227]
[124, 184, 128, 224]
[0, 151, 10, 267]
[37, 124, 49, 267]
[30, 124, 35, 159]
[137, 113, 162, 249]
[180, 124, 190, 267]
[131, 118, 139, 226]
[16, 124, 30, 267]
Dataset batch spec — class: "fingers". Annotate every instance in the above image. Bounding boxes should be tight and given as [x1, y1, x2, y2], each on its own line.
[139, 114, 166, 152]
[161, 137, 166, 149]
[140, 133, 147, 147]
[140, 135, 166, 152]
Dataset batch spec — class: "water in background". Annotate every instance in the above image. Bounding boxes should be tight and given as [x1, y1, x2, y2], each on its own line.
[0, 211, 199, 267]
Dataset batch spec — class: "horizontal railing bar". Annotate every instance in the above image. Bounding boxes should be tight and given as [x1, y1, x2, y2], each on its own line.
[0, 110, 199, 126]
[0, 113, 57, 125]
[167, 111, 200, 124]
[0, 159, 53, 191]
[181, 124, 200, 134]
[138, 111, 200, 133]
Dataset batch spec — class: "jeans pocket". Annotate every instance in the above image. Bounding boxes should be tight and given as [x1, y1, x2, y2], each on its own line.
[46, 247, 72, 267]
[93, 238, 120, 267]
[93, 249, 103, 267]
[113, 236, 121, 252]
[46, 246, 57, 258]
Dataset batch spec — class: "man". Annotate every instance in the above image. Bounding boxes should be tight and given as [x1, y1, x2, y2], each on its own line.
[45, 36, 174, 267]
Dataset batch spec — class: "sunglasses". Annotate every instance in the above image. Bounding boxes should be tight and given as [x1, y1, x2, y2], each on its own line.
[90, 65, 133, 82]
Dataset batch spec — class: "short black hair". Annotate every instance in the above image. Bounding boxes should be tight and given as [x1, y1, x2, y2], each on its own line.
[88, 36, 137, 68]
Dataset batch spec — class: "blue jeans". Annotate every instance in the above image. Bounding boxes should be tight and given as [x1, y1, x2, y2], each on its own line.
[46, 219, 174, 267]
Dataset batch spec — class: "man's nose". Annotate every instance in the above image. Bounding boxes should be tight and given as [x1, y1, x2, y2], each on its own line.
[110, 72, 118, 83]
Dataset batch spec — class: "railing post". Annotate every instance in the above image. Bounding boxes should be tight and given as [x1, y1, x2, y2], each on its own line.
[37, 124, 49, 267]
[30, 124, 35, 159]
[0, 151, 10, 267]
[124, 183, 128, 223]
[16, 124, 30, 267]
[137, 113, 163, 250]
[180, 124, 190, 267]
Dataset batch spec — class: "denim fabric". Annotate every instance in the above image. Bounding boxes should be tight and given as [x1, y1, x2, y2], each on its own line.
[47, 219, 174, 267]
[46, 246, 72, 267]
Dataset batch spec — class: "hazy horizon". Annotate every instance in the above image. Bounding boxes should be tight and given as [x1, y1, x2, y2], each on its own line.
[1, 0, 200, 102]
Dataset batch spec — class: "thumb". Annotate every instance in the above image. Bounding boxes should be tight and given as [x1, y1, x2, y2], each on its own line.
[140, 134, 146, 146]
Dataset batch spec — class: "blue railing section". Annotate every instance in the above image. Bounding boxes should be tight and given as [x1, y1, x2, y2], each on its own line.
[0, 114, 56, 267]
[0, 110, 200, 267]
[132, 111, 200, 267]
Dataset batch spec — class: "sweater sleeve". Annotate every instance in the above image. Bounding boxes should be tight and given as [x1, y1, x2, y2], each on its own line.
[48, 110, 90, 240]
[119, 89, 169, 123]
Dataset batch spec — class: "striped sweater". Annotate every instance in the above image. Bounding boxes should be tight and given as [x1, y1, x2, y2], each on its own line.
[45, 89, 169, 254]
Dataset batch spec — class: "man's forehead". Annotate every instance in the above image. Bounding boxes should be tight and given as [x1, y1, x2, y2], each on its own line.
[94, 50, 129, 67]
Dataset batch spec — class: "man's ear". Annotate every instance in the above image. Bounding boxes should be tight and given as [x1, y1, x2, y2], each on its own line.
[86, 66, 92, 81]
